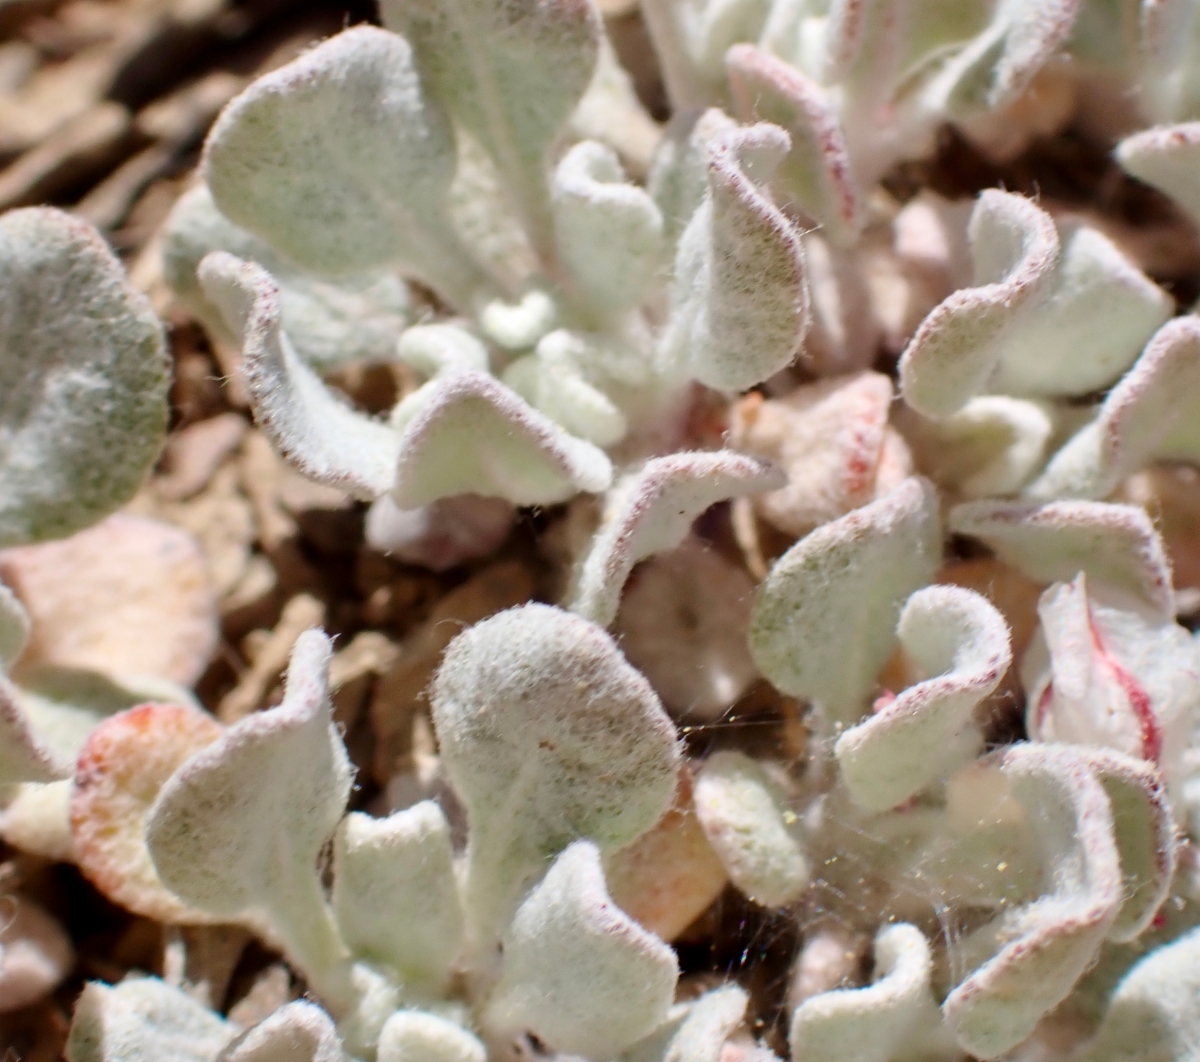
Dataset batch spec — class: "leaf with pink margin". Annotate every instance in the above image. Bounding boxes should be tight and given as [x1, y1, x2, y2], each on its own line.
[146, 630, 356, 1013]
[570, 451, 783, 627]
[199, 252, 401, 500]
[216, 1001, 347, 1062]
[726, 44, 864, 247]
[390, 369, 613, 507]
[379, 0, 600, 262]
[749, 478, 943, 726]
[658, 121, 810, 392]
[202, 27, 490, 308]
[835, 585, 1012, 812]
[430, 603, 679, 953]
[482, 840, 678, 1059]
[948, 499, 1175, 617]
[941, 742, 1124, 1059]
[1021, 572, 1199, 802]
[1028, 315, 1200, 500]
[693, 751, 808, 908]
[1117, 122, 1200, 227]
[789, 924, 942, 1062]
[1077, 748, 1176, 942]
[899, 190, 1059, 417]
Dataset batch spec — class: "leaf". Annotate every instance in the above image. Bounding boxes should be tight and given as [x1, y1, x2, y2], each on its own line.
[430, 603, 679, 948]
[364, 494, 515, 572]
[379, 0, 601, 260]
[948, 499, 1175, 617]
[198, 252, 401, 500]
[647, 109, 737, 248]
[551, 140, 666, 316]
[66, 977, 234, 1062]
[0, 207, 169, 546]
[390, 369, 614, 507]
[0, 581, 29, 668]
[377, 1011, 486, 1062]
[726, 44, 864, 247]
[217, 1002, 346, 1062]
[483, 840, 679, 1058]
[71, 703, 225, 925]
[0, 676, 69, 785]
[693, 751, 809, 907]
[942, 743, 1124, 1059]
[1117, 122, 1200, 227]
[789, 924, 939, 1062]
[623, 985, 747, 1062]
[749, 477, 943, 726]
[396, 324, 491, 379]
[332, 802, 463, 988]
[570, 451, 783, 627]
[1027, 314, 1200, 500]
[146, 629, 356, 1012]
[162, 186, 410, 371]
[1021, 572, 1200, 797]
[658, 121, 810, 392]
[1074, 926, 1200, 1062]
[898, 190, 1059, 417]
[0, 898, 73, 1012]
[202, 27, 490, 308]
[835, 585, 1012, 811]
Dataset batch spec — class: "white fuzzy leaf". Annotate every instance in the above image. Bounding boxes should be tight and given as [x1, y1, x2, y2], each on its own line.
[397, 324, 490, 378]
[789, 924, 938, 1062]
[0, 580, 29, 668]
[202, 27, 488, 307]
[693, 751, 808, 907]
[217, 1002, 346, 1062]
[430, 603, 679, 948]
[1027, 315, 1200, 500]
[899, 190, 1059, 418]
[1074, 926, 1200, 1062]
[623, 986, 746, 1062]
[1117, 122, 1200, 227]
[0, 674, 68, 785]
[750, 478, 943, 725]
[391, 369, 613, 507]
[942, 743, 1124, 1059]
[836, 585, 1012, 812]
[726, 44, 863, 247]
[162, 186, 409, 370]
[146, 630, 355, 1010]
[379, 0, 600, 260]
[648, 109, 736, 248]
[552, 140, 666, 315]
[570, 451, 783, 627]
[66, 977, 234, 1062]
[948, 499, 1175, 617]
[332, 802, 463, 987]
[199, 252, 400, 500]
[377, 1011, 486, 1062]
[1022, 572, 1199, 802]
[364, 494, 515, 571]
[985, 221, 1171, 398]
[483, 840, 678, 1058]
[0, 898, 73, 1012]
[0, 208, 169, 546]
[659, 121, 809, 391]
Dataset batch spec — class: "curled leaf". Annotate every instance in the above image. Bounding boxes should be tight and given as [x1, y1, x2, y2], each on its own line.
[483, 840, 678, 1058]
[659, 121, 810, 392]
[332, 802, 463, 988]
[0, 207, 169, 546]
[942, 743, 1124, 1059]
[898, 190, 1059, 418]
[430, 603, 679, 946]
[693, 751, 809, 907]
[750, 478, 942, 725]
[146, 629, 355, 1011]
[66, 977, 234, 1062]
[948, 499, 1175, 617]
[726, 44, 863, 247]
[217, 1001, 346, 1062]
[552, 140, 666, 315]
[835, 585, 1012, 812]
[570, 451, 783, 627]
[71, 702, 225, 925]
[789, 924, 938, 1062]
[1117, 122, 1200, 227]
[203, 26, 487, 306]
[377, 1011, 485, 1062]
